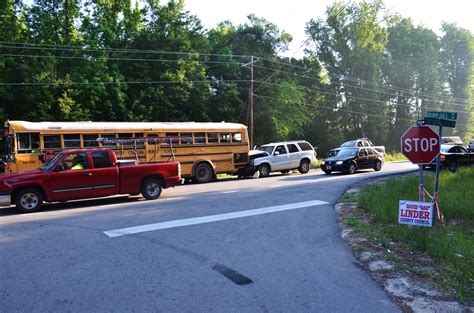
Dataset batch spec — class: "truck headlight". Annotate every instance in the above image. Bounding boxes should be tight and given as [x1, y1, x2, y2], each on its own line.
[336, 161, 343, 165]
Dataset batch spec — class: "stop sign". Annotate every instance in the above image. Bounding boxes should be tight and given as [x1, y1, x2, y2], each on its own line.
[401, 126, 440, 164]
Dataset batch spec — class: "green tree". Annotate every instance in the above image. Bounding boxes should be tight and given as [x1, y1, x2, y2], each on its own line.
[305, 0, 390, 151]
[440, 23, 474, 139]
[383, 18, 444, 150]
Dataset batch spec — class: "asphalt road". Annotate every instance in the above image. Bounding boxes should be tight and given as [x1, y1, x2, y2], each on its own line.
[0, 161, 417, 312]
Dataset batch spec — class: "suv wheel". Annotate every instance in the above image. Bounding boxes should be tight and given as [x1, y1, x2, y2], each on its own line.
[258, 164, 271, 177]
[298, 159, 310, 174]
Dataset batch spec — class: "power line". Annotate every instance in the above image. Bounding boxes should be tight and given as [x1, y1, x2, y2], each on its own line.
[253, 93, 469, 127]
[0, 41, 251, 59]
[259, 58, 472, 106]
[0, 79, 251, 86]
[253, 63, 473, 110]
[0, 53, 242, 65]
[1, 41, 473, 108]
[253, 80, 473, 115]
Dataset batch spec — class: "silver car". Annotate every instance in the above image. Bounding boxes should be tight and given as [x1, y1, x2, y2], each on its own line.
[251, 140, 317, 177]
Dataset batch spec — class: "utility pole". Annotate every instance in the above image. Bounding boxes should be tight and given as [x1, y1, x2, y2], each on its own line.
[242, 56, 258, 149]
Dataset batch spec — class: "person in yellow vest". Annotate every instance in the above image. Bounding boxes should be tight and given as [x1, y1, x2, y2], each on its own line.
[71, 155, 86, 170]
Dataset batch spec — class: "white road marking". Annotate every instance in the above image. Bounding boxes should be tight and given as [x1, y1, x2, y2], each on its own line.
[222, 191, 237, 194]
[104, 199, 329, 238]
[165, 197, 185, 201]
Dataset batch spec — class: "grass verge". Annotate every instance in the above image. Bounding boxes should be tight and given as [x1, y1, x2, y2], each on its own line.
[384, 152, 407, 162]
[351, 167, 474, 302]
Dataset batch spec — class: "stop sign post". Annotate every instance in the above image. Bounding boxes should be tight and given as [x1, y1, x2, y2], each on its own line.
[401, 126, 440, 164]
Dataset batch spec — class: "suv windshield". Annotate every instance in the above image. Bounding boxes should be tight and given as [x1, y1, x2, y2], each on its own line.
[258, 145, 274, 154]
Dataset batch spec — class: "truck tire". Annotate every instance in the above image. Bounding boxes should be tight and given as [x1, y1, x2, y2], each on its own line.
[16, 188, 43, 213]
[141, 178, 162, 200]
[193, 163, 214, 183]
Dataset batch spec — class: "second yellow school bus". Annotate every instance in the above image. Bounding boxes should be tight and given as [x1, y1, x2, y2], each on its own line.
[1, 120, 250, 183]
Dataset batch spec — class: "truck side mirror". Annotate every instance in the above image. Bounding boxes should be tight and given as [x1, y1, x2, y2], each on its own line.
[274, 151, 280, 155]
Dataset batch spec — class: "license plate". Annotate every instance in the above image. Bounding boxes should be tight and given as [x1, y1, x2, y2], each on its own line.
[326, 165, 332, 170]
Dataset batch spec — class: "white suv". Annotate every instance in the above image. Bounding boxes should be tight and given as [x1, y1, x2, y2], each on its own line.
[251, 140, 317, 177]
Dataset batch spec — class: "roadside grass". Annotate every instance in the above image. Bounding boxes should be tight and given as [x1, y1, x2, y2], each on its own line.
[353, 167, 474, 302]
[384, 152, 406, 162]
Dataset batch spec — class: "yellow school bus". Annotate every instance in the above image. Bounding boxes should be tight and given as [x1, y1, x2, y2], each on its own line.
[0, 120, 249, 183]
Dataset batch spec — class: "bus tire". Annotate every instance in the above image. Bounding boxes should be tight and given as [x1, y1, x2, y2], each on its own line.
[193, 162, 214, 183]
[141, 178, 162, 200]
[15, 188, 43, 213]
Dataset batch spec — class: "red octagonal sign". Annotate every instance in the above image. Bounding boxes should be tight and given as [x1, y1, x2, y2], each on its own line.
[401, 126, 440, 164]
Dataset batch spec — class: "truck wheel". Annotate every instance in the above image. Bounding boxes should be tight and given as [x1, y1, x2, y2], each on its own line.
[448, 161, 457, 173]
[298, 159, 310, 174]
[193, 163, 214, 183]
[258, 164, 271, 177]
[16, 188, 43, 213]
[141, 179, 162, 200]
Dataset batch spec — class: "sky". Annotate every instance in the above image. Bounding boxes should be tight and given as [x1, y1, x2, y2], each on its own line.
[182, 0, 474, 58]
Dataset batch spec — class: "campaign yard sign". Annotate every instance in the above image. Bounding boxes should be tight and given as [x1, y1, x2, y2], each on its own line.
[398, 200, 433, 227]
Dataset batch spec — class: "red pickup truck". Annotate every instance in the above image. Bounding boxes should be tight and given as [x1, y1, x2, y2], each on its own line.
[0, 148, 181, 213]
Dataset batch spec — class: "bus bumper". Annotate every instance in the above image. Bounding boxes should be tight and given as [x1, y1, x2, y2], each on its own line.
[0, 192, 11, 207]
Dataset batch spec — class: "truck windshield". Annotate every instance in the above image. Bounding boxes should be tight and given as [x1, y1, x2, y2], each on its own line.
[341, 140, 357, 147]
[40, 154, 62, 171]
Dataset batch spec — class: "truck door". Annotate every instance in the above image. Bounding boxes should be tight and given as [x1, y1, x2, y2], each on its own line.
[46, 152, 95, 201]
[89, 150, 120, 197]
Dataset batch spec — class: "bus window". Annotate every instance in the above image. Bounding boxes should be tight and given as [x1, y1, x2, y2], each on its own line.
[207, 132, 218, 144]
[118, 133, 133, 147]
[194, 133, 205, 144]
[220, 133, 231, 143]
[17, 133, 40, 153]
[180, 133, 192, 144]
[232, 133, 242, 143]
[134, 133, 145, 147]
[83, 134, 99, 147]
[43, 135, 61, 149]
[100, 134, 116, 147]
[64, 134, 81, 148]
[165, 133, 180, 144]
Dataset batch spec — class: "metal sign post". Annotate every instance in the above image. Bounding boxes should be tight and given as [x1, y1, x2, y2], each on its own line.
[423, 111, 457, 225]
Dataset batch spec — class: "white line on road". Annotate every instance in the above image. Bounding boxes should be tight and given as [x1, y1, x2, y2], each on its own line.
[221, 190, 237, 194]
[165, 197, 185, 201]
[104, 199, 328, 238]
